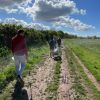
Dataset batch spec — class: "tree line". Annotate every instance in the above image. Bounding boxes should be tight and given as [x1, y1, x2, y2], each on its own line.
[0, 24, 77, 48]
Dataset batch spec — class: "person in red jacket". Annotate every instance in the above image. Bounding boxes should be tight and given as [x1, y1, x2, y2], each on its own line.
[11, 29, 28, 81]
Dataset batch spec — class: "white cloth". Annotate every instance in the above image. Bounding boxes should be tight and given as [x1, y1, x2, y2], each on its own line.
[53, 47, 59, 55]
[14, 54, 26, 76]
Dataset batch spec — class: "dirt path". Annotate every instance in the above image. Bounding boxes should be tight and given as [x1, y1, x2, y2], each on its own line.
[57, 45, 72, 100]
[2, 44, 99, 100]
[73, 52, 100, 91]
[23, 56, 55, 100]
[0, 55, 55, 100]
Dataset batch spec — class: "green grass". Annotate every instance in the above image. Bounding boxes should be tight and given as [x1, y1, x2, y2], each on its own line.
[0, 43, 49, 93]
[46, 61, 61, 100]
[64, 44, 86, 100]
[64, 39, 100, 83]
[64, 39, 100, 100]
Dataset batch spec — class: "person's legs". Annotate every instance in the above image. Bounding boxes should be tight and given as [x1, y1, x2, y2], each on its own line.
[14, 55, 20, 76]
[19, 55, 26, 76]
[14, 55, 25, 84]
[19, 63, 25, 76]
[50, 49, 52, 57]
[51, 48, 55, 58]
[50, 47, 53, 58]
[50, 48, 54, 58]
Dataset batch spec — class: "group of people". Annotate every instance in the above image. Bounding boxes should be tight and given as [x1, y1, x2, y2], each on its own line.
[11, 30, 61, 82]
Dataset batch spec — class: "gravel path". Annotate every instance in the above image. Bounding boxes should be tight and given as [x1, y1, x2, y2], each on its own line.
[23, 57, 55, 100]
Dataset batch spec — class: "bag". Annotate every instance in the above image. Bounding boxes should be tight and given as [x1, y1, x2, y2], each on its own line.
[53, 47, 59, 55]
[12, 56, 14, 60]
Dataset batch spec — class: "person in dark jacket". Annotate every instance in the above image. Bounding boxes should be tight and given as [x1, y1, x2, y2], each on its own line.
[57, 38, 61, 47]
[49, 35, 57, 58]
[11, 30, 28, 81]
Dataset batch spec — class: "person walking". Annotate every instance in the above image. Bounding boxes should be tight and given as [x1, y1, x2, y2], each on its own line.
[49, 35, 57, 58]
[11, 29, 28, 81]
[57, 37, 61, 48]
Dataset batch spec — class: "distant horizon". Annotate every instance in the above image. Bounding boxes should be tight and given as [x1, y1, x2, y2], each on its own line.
[63, 32, 100, 38]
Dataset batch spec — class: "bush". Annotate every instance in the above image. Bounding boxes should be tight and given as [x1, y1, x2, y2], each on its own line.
[0, 46, 9, 57]
[4, 66, 15, 82]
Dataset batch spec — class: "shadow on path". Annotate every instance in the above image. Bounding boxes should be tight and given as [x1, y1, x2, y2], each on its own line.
[12, 81, 29, 100]
[53, 56, 62, 61]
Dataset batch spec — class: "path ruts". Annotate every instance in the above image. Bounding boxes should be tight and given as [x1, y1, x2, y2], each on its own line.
[57, 45, 72, 100]
[73, 52, 100, 91]
[24, 56, 55, 100]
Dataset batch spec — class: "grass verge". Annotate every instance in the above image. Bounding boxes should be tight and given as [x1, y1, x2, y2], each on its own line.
[64, 39, 100, 83]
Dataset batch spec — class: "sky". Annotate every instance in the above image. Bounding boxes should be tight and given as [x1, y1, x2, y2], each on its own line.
[0, 0, 100, 37]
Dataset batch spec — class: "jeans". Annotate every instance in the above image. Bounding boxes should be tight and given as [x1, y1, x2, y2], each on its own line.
[14, 54, 26, 76]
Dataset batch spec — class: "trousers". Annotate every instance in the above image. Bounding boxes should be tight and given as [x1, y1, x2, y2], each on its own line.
[14, 54, 26, 76]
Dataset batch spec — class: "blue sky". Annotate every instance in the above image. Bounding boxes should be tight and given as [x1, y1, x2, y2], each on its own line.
[0, 0, 100, 37]
[72, 0, 100, 36]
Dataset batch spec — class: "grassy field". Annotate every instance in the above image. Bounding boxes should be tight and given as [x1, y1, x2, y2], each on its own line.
[65, 39, 100, 83]
[64, 39, 100, 100]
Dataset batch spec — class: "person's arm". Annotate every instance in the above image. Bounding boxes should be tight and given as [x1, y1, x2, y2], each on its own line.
[23, 37, 28, 59]
[11, 39, 14, 55]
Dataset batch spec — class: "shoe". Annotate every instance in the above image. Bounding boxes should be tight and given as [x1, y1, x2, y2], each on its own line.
[16, 75, 21, 81]
[17, 75, 21, 79]
[17, 75, 24, 87]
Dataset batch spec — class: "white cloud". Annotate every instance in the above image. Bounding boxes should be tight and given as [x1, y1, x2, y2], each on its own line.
[2, 18, 28, 27]
[0, 0, 94, 32]
[0, 0, 32, 13]
[2, 0, 85, 18]
[80, 9, 86, 15]
[73, 9, 86, 15]
[29, 23, 50, 30]
[0, 0, 29, 7]
[0, 19, 2, 23]
[54, 17, 95, 31]
[0, 18, 50, 30]
[5, 8, 18, 13]
[24, 0, 86, 21]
